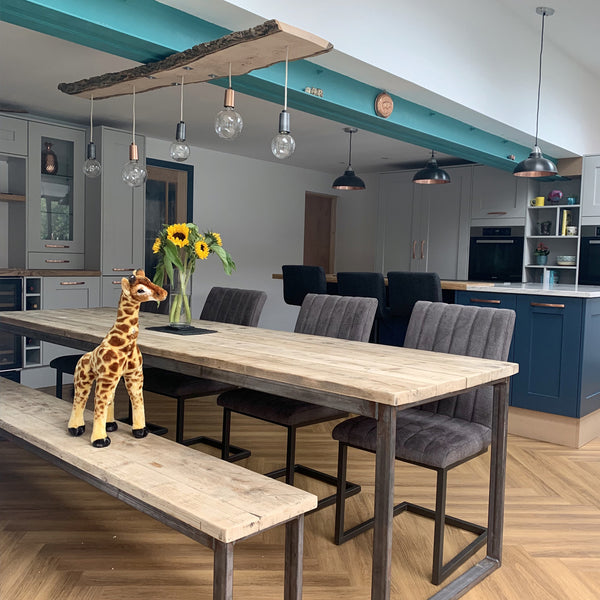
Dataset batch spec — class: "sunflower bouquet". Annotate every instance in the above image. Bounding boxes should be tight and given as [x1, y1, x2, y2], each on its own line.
[151, 223, 235, 327]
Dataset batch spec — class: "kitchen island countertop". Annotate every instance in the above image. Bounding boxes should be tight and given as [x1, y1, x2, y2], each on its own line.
[464, 282, 600, 298]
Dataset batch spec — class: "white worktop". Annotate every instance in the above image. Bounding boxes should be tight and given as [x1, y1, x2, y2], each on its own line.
[463, 282, 600, 298]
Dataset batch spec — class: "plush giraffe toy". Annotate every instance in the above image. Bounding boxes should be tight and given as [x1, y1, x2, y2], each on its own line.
[67, 269, 167, 447]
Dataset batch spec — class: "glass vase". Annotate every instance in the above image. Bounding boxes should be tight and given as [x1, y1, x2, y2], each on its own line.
[168, 267, 192, 329]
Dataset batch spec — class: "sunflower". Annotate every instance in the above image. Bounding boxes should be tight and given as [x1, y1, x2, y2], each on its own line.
[210, 231, 223, 246]
[166, 223, 190, 248]
[152, 237, 161, 254]
[195, 239, 210, 259]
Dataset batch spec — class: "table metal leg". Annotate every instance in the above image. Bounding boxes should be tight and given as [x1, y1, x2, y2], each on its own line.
[371, 404, 397, 600]
[213, 540, 234, 600]
[284, 515, 304, 600]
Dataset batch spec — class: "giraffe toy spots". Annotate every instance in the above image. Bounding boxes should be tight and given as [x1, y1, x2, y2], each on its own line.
[67, 269, 167, 447]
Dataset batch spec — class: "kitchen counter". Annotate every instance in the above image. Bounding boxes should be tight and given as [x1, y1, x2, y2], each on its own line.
[464, 282, 600, 298]
[272, 273, 494, 291]
[0, 269, 102, 277]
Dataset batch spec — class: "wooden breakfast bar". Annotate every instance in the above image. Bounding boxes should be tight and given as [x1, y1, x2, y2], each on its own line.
[0, 307, 518, 600]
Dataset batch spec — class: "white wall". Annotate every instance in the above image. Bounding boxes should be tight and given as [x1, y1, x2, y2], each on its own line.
[217, 0, 600, 157]
[146, 137, 379, 331]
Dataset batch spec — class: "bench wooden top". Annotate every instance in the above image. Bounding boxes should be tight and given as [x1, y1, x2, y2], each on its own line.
[0, 379, 317, 543]
[0, 308, 518, 409]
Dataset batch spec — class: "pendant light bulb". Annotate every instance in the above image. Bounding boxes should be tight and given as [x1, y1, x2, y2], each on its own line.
[83, 96, 102, 178]
[513, 7, 557, 178]
[169, 78, 191, 161]
[122, 87, 147, 187]
[271, 110, 296, 159]
[215, 67, 243, 140]
[271, 47, 295, 159]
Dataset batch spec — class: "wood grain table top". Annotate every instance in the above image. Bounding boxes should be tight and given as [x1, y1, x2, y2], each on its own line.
[0, 308, 518, 409]
[0, 378, 317, 543]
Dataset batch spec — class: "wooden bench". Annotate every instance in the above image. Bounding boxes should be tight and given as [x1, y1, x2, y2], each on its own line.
[0, 378, 317, 600]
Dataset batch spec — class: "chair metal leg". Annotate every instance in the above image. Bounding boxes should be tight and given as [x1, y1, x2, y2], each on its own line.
[432, 469, 448, 585]
[176, 397, 185, 444]
[221, 408, 232, 461]
[285, 426, 296, 485]
[55, 370, 63, 400]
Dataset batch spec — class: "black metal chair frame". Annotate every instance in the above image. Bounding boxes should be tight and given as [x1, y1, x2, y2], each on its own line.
[334, 439, 489, 585]
[221, 406, 361, 513]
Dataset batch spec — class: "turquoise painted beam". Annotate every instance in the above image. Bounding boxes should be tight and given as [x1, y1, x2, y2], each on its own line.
[1, 0, 541, 171]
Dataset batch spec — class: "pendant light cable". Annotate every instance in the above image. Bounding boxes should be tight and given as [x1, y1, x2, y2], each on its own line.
[89, 95, 94, 143]
[132, 86, 136, 144]
[228, 62, 232, 88]
[284, 46, 289, 111]
[534, 9, 548, 147]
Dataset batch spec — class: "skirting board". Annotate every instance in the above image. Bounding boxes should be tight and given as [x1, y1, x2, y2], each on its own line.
[508, 406, 600, 448]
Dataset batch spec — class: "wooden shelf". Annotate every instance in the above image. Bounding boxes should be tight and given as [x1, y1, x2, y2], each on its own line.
[58, 20, 333, 100]
[0, 193, 25, 202]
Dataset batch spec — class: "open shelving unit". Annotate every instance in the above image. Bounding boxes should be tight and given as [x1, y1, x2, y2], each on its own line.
[23, 277, 41, 367]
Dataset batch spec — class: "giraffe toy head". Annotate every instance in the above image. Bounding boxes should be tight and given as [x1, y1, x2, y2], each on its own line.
[67, 268, 168, 447]
[121, 269, 168, 304]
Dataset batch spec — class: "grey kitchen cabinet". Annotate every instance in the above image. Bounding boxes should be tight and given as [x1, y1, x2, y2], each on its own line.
[27, 121, 86, 262]
[20, 275, 100, 388]
[0, 115, 28, 155]
[85, 126, 145, 293]
[470, 164, 531, 224]
[580, 155, 600, 223]
[378, 166, 472, 279]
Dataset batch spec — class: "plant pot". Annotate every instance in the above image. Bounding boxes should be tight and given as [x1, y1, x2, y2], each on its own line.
[535, 254, 548, 265]
[168, 267, 192, 329]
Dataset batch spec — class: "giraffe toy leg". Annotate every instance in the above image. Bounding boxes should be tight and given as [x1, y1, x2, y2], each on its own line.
[68, 354, 93, 437]
[90, 377, 118, 448]
[123, 366, 148, 439]
[105, 394, 118, 433]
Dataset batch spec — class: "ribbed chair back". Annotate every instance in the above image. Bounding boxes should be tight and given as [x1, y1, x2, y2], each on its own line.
[387, 271, 442, 317]
[282, 265, 328, 306]
[295, 294, 377, 342]
[404, 301, 515, 427]
[200, 287, 267, 326]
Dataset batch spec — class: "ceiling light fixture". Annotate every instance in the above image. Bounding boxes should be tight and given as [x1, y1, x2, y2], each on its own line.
[412, 150, 451, 184]
[271, 47, 296, 159]
[215, 63, 243, 140]
[332, 127, 366, 190]
[169, 76, 191, 162]
[121, 86, 147, 188]
[83, 95, 102, 178]
[513, 7, 557, 178]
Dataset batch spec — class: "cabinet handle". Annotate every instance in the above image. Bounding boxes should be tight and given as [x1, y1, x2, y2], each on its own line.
[45, 243, 70, 248]
[470, 298, 501, 304]
[487, 211, 507, 215]
[111, 280, 121, 285]
[412, 240, 416, 259]
[112, 267, 132, 272]
[45, 259, 70, 263]
[59, 281, 85, 286]
[530, 302, 565, 308]
[420, 240, 425, 259]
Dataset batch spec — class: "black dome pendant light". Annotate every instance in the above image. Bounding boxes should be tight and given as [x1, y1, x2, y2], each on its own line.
[412, 150, 451, 184]
[332, 127, 366, 190]
[513, 7, 557, 178]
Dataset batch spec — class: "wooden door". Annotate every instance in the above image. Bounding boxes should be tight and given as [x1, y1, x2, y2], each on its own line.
[303, 192, 336, 272]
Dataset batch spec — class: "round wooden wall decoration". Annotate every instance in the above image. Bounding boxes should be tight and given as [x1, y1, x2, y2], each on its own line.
[374, 92, 394, 118]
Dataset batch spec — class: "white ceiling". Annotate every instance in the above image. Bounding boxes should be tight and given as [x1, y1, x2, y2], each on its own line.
[1, 0, 599, 174]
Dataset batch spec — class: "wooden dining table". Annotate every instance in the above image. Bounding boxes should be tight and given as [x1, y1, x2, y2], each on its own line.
[0, 307, 518, 600]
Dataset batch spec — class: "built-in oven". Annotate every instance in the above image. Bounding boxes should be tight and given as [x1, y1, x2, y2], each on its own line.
[578, 226, 600, 285]
[468, 227, 524, 282]
[0, 277, 23, 380]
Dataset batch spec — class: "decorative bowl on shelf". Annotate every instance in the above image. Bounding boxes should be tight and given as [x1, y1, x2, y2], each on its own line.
[556, 255, 576, 266]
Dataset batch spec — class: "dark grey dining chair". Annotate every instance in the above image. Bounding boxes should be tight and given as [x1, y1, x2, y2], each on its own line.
[142, 286, 267, 458]
[217, 293, 378, 511]
[281, 264, 328, 306]
[332, 300, 515, 585]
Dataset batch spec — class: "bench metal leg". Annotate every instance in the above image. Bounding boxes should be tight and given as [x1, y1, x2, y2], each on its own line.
[285, 515, 304, 600]
[213, 540, 234, 600]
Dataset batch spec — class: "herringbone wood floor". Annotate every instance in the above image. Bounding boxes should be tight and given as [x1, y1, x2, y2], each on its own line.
[1, 385, 599, 600]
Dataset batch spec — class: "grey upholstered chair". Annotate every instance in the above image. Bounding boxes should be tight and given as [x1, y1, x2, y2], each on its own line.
[142, 286, 267, 457]
[217, 293, 378, 511]
[332, 301, 515, 585]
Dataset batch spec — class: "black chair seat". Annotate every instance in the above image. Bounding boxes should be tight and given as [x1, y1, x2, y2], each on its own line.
[49, 354, 80, 375]
[332, 410, 491, 470]
[144, 367, 234, 399]
[218, 388, 347, 427]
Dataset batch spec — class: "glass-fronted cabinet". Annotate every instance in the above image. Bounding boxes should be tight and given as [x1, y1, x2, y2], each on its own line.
[27, 121, 85, 267]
